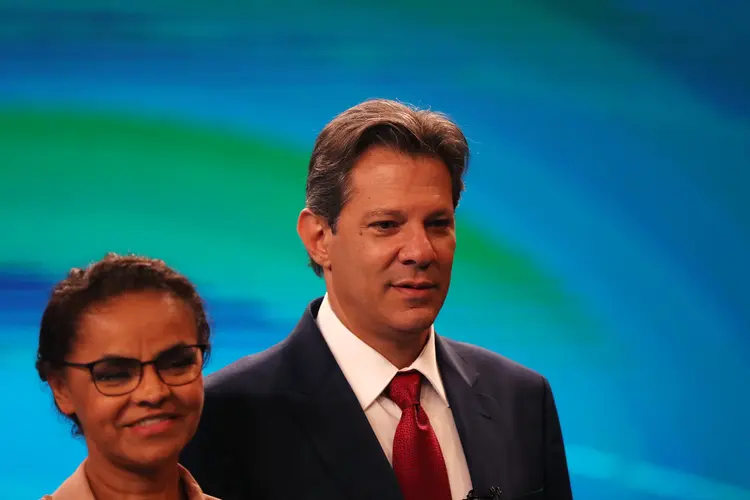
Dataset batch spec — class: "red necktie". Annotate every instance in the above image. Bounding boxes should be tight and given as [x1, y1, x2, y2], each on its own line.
[388, 370, 452, 500]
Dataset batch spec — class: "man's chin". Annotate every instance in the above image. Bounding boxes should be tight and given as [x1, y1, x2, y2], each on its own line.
[390, 308, 438, 334]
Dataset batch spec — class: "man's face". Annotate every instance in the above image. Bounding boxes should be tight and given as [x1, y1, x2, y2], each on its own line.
[323, 146, 457, 344]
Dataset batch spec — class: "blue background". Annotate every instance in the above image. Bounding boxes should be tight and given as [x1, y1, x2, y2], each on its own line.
[1, 2, 748, 498]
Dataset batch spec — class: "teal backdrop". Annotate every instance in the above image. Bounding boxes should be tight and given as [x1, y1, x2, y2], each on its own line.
[1, 2, 748, 499]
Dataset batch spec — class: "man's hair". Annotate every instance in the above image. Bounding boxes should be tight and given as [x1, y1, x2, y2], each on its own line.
[35, 253, 211, 435]
[305, 98, 470, 276]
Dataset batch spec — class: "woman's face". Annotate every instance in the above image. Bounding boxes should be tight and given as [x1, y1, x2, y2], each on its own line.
[50, 290, 205, 470]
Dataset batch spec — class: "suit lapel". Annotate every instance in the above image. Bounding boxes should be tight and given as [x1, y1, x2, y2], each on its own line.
[282, 300, 403, 500]
[437, 337, 511, 495]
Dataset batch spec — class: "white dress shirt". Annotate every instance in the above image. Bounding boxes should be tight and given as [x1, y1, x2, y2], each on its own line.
[316, 294, 473, 500]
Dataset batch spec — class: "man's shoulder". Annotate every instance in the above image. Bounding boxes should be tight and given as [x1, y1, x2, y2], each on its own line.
[203, 298, 326, 398]
[204, 340, 288, 396]
[442, 337, 546, 386]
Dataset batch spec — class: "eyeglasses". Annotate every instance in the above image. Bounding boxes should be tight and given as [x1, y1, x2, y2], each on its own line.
[62, 344, 207, 396]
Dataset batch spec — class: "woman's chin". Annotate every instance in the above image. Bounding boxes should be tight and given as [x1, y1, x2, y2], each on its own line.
[118, 444, 183, 472]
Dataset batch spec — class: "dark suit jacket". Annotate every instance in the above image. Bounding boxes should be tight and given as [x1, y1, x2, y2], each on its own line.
[182, 298, 572, 500]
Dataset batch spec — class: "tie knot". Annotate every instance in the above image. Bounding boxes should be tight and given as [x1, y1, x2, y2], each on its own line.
[387, 370, 422, 410]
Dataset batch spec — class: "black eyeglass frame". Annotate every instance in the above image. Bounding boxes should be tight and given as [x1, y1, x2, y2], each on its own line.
[61, 344, 208, 396]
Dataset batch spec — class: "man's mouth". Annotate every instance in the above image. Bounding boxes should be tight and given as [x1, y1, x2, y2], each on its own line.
[392, 281, 437, 289]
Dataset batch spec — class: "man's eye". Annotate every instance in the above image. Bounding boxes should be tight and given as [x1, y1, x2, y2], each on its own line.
[371, 221, 398, 230]
[429, 219, 452, 228]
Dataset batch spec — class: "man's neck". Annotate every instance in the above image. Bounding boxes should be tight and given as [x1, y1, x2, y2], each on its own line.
[325, 293, 430, 369]
[360, 329, 430, 369]
[85, 449, 182, 500]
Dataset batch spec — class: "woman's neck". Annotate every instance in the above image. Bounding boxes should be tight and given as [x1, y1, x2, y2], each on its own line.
[84, 452, 183, 500]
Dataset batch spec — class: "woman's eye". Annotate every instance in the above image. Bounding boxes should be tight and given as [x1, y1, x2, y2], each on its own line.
[94, 371, 131, 382]
[164, 356, 196, 368]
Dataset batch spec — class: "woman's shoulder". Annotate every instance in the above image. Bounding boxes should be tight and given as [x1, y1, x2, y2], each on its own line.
[40, 461, 94, 500]
[179, 463, 221, 500]
[44, 461, 218, 500]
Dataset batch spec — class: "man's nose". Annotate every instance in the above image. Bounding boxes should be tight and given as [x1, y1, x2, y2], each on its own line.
[399, 227, 437, 268]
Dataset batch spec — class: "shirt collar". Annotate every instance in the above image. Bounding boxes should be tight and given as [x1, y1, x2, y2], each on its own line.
[316, 294, 448, 410]
[49, 460, 217, 500]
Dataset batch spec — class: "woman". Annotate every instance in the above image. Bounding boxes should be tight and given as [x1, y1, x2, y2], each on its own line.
[36, 253, 219, 499]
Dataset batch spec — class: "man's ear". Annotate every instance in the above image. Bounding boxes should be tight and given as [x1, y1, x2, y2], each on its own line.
[48, 372, 76, 416]
[297, 208, 334, 273]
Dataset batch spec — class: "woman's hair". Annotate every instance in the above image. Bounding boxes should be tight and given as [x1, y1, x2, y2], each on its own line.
[35, 253, 211, 435]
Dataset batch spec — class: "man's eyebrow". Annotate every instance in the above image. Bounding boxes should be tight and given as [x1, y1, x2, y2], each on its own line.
[363, 209, 405, 219]
[428, 209, 453, 218]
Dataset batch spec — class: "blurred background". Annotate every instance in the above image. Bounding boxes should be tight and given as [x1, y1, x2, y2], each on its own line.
[1, 1, 749, 498]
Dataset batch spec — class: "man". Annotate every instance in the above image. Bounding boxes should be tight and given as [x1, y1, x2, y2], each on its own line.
[182, 99, 573, 500]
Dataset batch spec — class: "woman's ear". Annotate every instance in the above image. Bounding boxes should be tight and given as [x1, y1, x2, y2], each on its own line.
[48, 372, 76, 416]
